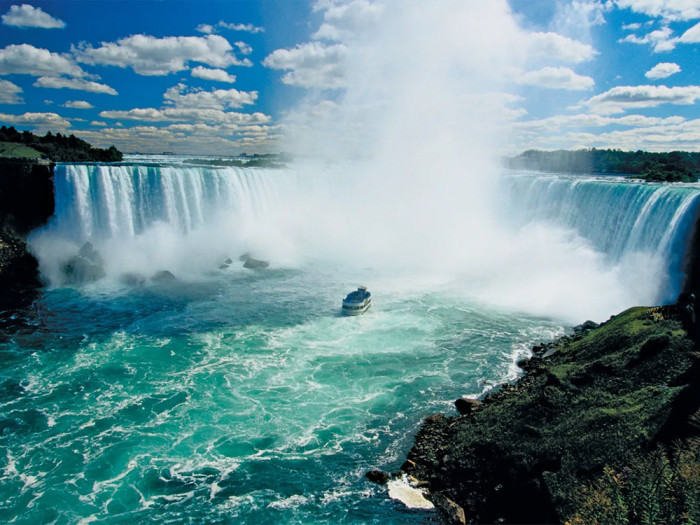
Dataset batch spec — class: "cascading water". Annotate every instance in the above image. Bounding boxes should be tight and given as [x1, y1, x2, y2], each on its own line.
[29, 162, 315, 284]
[49, 163, 304, 240]
[502, 172, 700, 306]
[29, 162, 700, 321]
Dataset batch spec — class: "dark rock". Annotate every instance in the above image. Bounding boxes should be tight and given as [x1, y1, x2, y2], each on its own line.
[517, 357, 531, 370]
[238, 252, 250, 262]
[432, 493, 466, 524]
[401, 458, 417, 472]
[63, 256, 105, 283]
[0, 226, 41, 309]
[365, 470, 390, 485]
[152, 270, 176, 283]
[455, 398, 482, 415]
[0, 160, 54, 307]
[120, 272, 146, 287]
[62, 242, 106, 284]
[542, 347, 558, 358]
[0, 159, 55, 236]
[573, 320, 599, 333]
[243, 257, 269, 269]
[400, 306, 697, 525]
[219, 257, 234, 270]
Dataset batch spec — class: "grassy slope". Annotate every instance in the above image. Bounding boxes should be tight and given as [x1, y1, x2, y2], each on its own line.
[404, 306, 699, 523]
[0, 142, 43, 159]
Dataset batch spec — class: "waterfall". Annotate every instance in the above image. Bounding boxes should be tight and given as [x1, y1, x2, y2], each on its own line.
[503, 172, 700, 304]
[49, 163, 303, 241]
[28, 162, 700, 320]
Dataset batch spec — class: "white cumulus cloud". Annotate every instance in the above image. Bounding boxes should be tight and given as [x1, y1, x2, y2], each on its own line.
[191, 66, 236, 83]
[680, 21, 700, 42]
[163, 83, 257, 110]
[263, 42, 348, 88]
[234, 41, 252, 56]
[525, 32, 597, 63]
[615, 0, 700, 22]
[72, 34, 252, 76]
[33, 77, 118, 95]
[517, 67, 594, 90]
[0, 111, 70, 129]
[645, 62, 681, 79]
[196, 24, 214, 34]
[1, 4, 65, 29]
[217, 21, 264, 33]
[620, 25, 677, 52]
[99, 107, 270, 126]
[580, 84, 700, 114]
[62, 100, 94, 109]
[0, 44, 86, 77]
[312, 0, 383, 41]
[0, 79, 23, 104]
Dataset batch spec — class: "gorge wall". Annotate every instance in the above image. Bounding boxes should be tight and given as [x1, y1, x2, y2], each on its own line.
[0, 159, 54, 308]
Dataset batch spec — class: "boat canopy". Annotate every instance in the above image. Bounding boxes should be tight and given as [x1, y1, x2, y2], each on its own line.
[344, 287, 371, 303]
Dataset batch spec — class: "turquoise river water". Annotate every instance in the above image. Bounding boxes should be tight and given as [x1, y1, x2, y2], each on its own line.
[2, 161, 700, 523]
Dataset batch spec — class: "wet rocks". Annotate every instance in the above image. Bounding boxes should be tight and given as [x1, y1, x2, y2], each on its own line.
[365, 470, 391, 485]
[120, 272, 146, 287]
[400, 306, 699, 524]
[243, 257, 269, 270]
[218, 257, 233, 270]
[573, 320, 599, 335]
[62, 242, 106, 284]
[0, 227, 41, 309]
[454, 397, 481, 415]
[151, 270, 177, 283]
[432, 493, 466, 524]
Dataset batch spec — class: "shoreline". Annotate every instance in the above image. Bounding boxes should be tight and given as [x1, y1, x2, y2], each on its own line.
[382, 303, 699, 524]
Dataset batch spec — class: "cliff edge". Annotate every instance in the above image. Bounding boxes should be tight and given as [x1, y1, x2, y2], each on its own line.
[0, 158, 54, 309]
[400, 305, 700, 524]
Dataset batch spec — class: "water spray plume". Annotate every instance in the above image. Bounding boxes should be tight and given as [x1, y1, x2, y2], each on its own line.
[27, 1, 700, 322]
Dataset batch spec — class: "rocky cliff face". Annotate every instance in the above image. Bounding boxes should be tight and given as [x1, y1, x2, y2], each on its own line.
[682, 206, 700, 300]
[0, 159, 54, 309]
[401, 305, 700, 524]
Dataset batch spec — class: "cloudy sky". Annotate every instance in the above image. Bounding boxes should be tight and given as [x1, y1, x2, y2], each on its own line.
[0, 0, 698, 155]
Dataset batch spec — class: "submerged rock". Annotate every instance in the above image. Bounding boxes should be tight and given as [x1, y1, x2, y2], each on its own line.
[151, 270, 176, 283]
[62, 242, 106, 284]
[240, 254, 269, 269]
[218, 257, 234, 270]
[120, 272, 146, 287]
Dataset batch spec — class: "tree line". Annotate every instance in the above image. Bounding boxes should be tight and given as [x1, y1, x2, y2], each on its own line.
[507, 148, 700, 182]
[0, 125, 123, 162]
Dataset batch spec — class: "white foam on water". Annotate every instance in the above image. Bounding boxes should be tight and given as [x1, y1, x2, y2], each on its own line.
[387, 475, 434, 510]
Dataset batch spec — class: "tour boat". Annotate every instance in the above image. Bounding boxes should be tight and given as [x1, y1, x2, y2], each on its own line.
[342, 286, 372, 315]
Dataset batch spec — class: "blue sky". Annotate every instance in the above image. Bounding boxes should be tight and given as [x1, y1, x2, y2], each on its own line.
[0, 0, 698, 155]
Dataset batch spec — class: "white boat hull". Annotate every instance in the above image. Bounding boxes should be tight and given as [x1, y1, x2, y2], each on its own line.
[342, 298, 372, 315]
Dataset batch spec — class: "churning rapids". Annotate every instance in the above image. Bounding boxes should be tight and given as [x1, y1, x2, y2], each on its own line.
[2, 159, 699, 523]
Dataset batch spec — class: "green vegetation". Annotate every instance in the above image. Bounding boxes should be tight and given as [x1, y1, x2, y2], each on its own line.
[0, 125, 122, 162]
[404, 305, 700, 524]
[566, 438, 700, 525]
[0, 142, 43, 159]
[507, 149, 700, 182]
